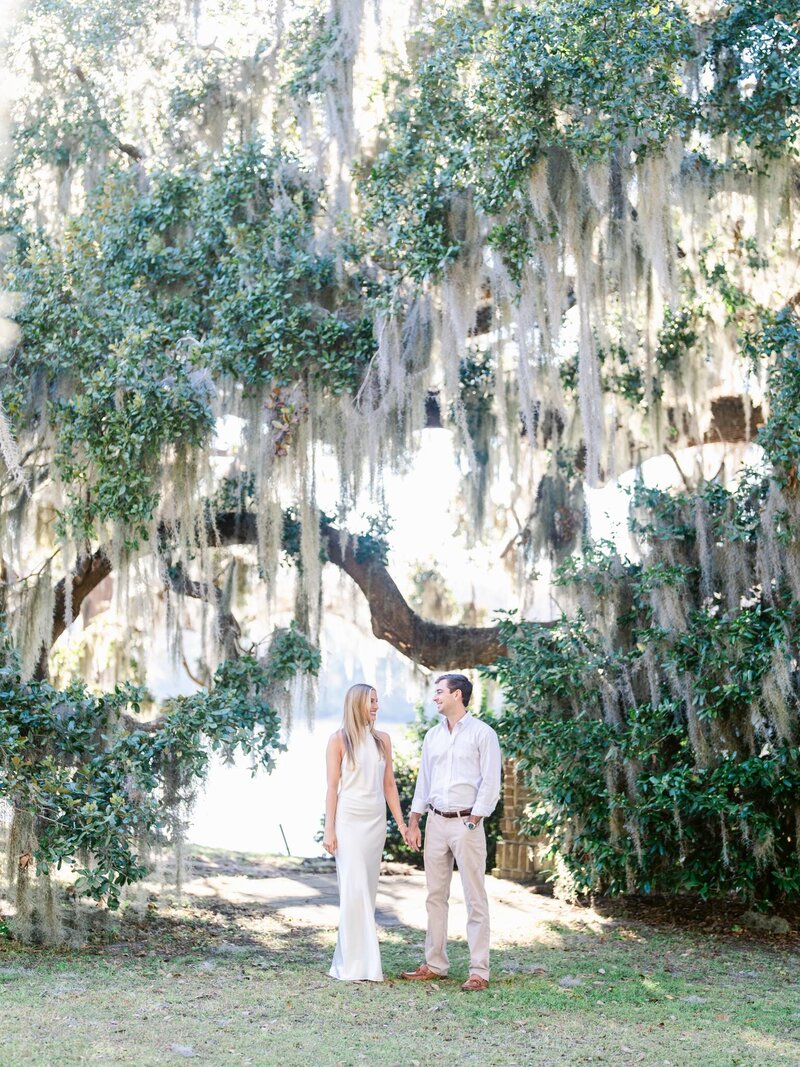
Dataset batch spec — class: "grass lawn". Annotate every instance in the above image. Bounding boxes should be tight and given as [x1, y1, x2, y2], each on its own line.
[1, 853, 799, 1066]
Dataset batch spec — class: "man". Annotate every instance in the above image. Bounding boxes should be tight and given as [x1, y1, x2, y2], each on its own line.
[401, 672, 502, 992]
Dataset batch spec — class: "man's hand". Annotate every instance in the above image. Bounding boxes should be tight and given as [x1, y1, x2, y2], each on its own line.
[407, 823, 426, 849]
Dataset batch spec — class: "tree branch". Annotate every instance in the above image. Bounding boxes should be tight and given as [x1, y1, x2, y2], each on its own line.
[318, 520, 507, 669]
[209, 513, 508, 669]
[50, 549, 112, 646]
[48, 514, 509, 669]
[72, 66, 145, 161]
[37, 549, 112, 680]
[163, 563, 242, 661]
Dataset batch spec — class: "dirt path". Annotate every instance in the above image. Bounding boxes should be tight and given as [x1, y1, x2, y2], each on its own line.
[182, 849, 610, 949]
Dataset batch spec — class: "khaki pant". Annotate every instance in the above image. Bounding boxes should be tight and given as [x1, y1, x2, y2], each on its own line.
[423, 811, 490, 980]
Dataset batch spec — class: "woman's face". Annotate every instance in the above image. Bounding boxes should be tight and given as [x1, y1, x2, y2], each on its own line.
[367, 689, 379, 724]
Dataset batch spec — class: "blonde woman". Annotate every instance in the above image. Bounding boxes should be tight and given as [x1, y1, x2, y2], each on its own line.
[324, 684, 408, 981]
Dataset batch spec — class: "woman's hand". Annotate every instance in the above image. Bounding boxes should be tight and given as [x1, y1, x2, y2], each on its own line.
[323, 829, 337, 855]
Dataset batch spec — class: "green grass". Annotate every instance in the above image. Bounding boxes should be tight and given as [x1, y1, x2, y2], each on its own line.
[1, 870, 799, 1066]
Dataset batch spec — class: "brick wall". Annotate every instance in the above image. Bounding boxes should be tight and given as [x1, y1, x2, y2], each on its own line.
[492, 758, 550, 882]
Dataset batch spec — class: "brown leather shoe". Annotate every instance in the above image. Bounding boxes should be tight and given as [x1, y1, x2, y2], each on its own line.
[461, 974, 489, 991]
[399, 964, 444, 981]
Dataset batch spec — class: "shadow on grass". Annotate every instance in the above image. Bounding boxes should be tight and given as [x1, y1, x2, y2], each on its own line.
[2, 862, 799, 1067]
[3, 844, 798, 975]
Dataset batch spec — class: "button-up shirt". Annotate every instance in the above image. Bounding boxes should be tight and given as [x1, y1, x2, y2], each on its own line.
[410, 712, 502, 819]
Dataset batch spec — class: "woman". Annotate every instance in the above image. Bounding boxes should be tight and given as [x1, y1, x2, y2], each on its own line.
[323, 683, 408, 981]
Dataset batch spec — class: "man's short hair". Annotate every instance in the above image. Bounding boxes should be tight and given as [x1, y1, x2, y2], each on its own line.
[436, 673, 473, 707]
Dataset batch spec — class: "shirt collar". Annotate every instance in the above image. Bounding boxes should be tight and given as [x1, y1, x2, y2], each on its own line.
[438, 711, 472, 729]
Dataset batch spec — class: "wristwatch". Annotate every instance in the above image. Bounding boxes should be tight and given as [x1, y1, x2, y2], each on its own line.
[466, 820, 477, 830]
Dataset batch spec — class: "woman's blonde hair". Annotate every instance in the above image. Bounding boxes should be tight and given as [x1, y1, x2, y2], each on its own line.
[341, 683, 386, 765]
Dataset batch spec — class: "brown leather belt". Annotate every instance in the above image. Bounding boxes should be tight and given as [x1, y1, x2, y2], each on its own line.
[429, 806, 473, 818]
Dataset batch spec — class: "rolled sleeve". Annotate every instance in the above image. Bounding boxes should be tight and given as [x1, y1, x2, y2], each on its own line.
[470, 726, 502, 818]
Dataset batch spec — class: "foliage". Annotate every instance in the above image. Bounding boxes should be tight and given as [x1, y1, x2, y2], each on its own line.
[283, 11, 341, 100]
[702, 0, 800, 158]
[655, 303, 701, 375]
[457, 349, 495, 459]
[0, 624, 320, 915]
[1, 0, 799, 935]
[2, 142, 377, 545]
[266, 623, 322, 682]
[4, 0, 175, 179]
[362, 0, 799, 307]
[754, 308, 800, 486]
[363, 0, 699, 280]
[381, 742, 424, 868]
[352, 513, 394, 567]
[488, 472, 800, 904]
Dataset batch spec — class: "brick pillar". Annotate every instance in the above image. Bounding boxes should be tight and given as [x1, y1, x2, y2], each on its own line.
[492, 758, 549, 882]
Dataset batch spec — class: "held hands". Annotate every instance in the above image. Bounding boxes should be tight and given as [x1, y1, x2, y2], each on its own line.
[404, 824, 422, 851]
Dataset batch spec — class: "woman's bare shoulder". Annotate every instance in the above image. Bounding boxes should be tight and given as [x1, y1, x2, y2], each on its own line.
[376, 730, 392, 745]
[327, 729, 345, 748]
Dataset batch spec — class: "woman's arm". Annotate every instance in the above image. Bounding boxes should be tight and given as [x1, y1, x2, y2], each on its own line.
[323, 732, 343, 854]
[381, 734, 408, 839]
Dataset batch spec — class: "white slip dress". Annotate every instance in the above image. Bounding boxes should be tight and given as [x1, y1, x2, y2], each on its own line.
[329, 734, 387, 982]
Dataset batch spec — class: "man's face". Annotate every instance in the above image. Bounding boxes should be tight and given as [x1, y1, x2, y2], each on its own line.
[433, 680, 459, 716]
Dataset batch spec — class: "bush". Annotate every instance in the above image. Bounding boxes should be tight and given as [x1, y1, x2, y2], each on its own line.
[487, 474, 800, 905]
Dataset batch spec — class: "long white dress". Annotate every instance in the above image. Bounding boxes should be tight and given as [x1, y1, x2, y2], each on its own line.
[329, 735, 386, 981]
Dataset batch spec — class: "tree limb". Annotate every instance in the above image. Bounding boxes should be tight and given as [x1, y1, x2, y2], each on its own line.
[47, 514, 509, 669]
[72, 66, 145, 161]
[318, 520, 507, 669]
[50, 549, 112, 646]
[163, 563, 242, 661]
[210, 513, 508, 669]
[36, 548, 112, 680]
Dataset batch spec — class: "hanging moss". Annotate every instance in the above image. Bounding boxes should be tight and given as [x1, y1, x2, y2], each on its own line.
[489, 471, 800, 904]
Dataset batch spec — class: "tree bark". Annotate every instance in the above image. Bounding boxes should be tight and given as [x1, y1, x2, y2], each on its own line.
[35, 549, 112, 680]
[318, 520, 507, 669]
[50, 549, 113, 646]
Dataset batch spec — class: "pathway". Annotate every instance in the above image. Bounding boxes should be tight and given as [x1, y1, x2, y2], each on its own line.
[179, 849, 609, 949]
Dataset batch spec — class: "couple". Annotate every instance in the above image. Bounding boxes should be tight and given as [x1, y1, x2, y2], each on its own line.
[323, 673, 502, 991]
